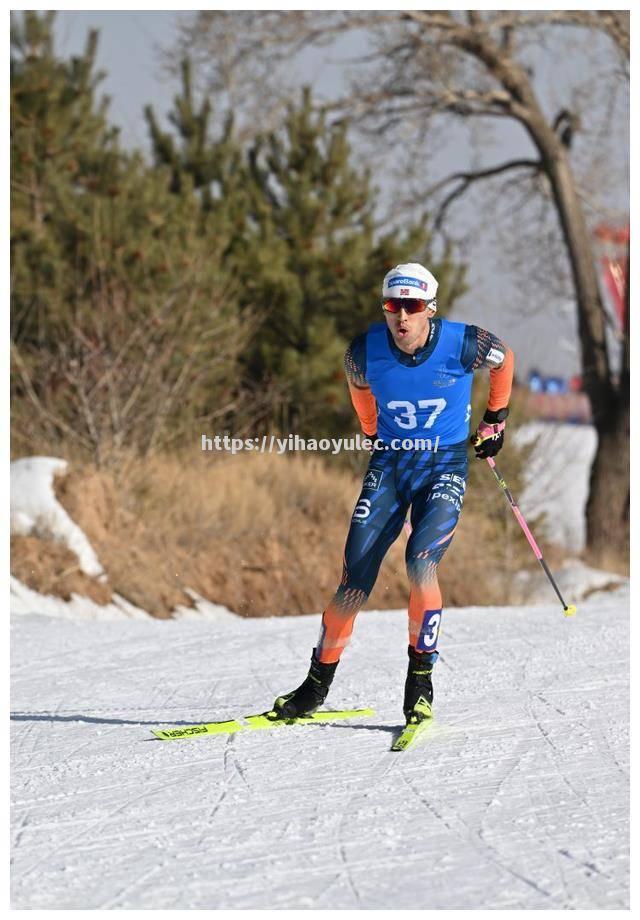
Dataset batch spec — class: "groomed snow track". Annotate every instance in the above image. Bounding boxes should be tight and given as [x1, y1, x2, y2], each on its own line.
[11, 589, 629, 909]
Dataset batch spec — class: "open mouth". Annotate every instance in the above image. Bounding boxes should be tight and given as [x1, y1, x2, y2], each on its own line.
[397, 324, 409, 337]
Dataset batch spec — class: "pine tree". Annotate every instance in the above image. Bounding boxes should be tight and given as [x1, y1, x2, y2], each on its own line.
[11, 14, 245, 461]
[244, 88, 466, 433]
[145, 58, 250, 256]
[11, 11, 121, 347]
[146, 69, 468, 436]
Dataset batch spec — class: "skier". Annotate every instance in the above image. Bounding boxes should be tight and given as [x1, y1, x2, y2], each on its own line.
[272, 263, 514, 726]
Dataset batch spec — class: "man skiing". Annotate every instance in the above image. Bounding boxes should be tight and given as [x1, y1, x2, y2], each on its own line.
[272, 263, 514, 727]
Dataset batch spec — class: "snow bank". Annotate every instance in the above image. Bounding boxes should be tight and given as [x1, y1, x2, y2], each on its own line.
[10, 576, 148, 622]
[511, 559, 627, 606]
[10, 457, 105, 578]
[514, 422, 597, 552]
[12, 556, 626, 625]
[172, 588, 242, 623]
[10, 577, 239, 623]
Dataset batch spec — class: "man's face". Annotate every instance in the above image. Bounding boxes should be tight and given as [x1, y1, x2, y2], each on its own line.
[383, 301, 435, 351]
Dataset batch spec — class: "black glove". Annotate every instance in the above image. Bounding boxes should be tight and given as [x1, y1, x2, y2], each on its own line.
[365, 431, 378, 454]
[471, 408, 508, 459]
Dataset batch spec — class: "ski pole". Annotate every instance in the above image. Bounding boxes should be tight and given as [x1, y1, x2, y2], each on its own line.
[485, 456, 577, 617]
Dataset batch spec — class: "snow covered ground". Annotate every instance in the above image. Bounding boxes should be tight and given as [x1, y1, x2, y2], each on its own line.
[11, 585, 629, 909]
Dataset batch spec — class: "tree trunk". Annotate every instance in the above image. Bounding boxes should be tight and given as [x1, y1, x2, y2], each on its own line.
[542, 149, 614, 421]
[458, 26, 628, 556]
[585, 239, 630, 562]
[528, 138, 627, 556]
[585, 392, 629, 562]
[463, 32, 628, 558]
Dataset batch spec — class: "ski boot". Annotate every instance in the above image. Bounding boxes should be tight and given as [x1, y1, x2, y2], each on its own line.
[403, 646, 438, 724]
[271, 649, 339, 719]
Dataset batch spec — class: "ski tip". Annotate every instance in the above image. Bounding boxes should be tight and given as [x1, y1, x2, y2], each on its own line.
[563, 604, 577, 618]
[391, 734, 416, 752]
[151, 728, 179, 740]
[391, 716, 434, 751]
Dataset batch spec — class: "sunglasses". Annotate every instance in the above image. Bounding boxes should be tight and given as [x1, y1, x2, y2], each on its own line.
[382, 298, 429, 315]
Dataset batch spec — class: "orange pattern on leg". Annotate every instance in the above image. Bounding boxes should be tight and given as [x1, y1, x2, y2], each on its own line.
[316, 587, 367, 664]
[407, 569, 442, 648]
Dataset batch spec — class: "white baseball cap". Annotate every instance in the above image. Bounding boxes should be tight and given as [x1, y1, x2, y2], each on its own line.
[382, 263, 438, 306]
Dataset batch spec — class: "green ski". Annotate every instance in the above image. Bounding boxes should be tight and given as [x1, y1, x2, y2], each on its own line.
[151, 708, 374, 741]
[391, 716, 434, 751]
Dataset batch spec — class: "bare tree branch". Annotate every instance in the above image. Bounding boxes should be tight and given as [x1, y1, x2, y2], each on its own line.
[11, 344, 93, 450]
[426, 158, 541, 228]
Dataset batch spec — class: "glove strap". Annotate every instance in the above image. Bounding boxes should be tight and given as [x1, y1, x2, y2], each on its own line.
[474, 419, 506, 445]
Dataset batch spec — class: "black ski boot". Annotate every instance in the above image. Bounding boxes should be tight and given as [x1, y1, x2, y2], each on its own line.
[403, 646, 438, 724]
[272, 649, 338, 719]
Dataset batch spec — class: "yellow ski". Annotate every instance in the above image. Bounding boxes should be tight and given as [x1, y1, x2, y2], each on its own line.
[152, 708, 374, 741]
[391, 718, 433, 751]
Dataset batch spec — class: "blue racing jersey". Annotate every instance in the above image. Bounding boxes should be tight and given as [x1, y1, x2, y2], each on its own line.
[344, 318, 511, 448]
[364, 320, 472, 446]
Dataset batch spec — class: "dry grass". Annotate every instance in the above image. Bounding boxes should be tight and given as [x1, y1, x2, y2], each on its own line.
[53, 451, 415, 617]
[9, 443, 554, 618]
[10, 535, 112, 604]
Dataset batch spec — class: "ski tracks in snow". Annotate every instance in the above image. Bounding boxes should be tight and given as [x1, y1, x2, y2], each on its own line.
[10, 590, 629, 909]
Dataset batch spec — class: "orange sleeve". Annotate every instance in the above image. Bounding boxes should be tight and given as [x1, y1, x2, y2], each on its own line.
[487, 347, 514, 410]
[347, 382, 378, 437]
